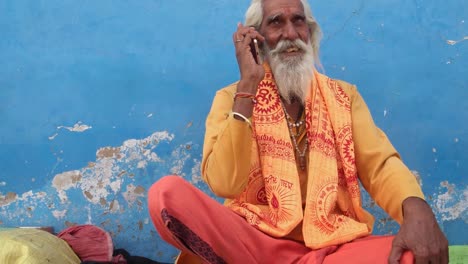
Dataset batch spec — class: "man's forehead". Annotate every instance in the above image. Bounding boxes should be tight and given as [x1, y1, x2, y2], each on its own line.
[262, 0, 305, 16]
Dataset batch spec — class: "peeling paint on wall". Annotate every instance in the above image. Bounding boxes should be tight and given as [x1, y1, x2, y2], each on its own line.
[434, 181, 468, 221]
[52, 210, 68, 219]
[1, 130, 187, 235]
[0, 192, 18, 207]
[53, 170, 82, 203]
[48, 133, 59, 140]
[58, 121, 93, 133]
[191, 160, 203, 184]
[50, 131, 174, 207]
[48, 122, 93, 141]
[0, 190, 49, 222]
[170, 143, 192, 176]
[109, 200, 121, 213]
[446, 36, 468, 45]
[122, 184, 146, 208]
[411, 170, 423, 187]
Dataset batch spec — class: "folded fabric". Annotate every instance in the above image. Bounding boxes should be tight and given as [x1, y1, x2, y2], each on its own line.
[58, 224, 114, 262]
[0, 228, 81, 264]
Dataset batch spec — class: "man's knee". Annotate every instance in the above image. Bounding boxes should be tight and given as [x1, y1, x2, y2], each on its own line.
[148, 175, 188, 200]
[148, 175, 192, 214]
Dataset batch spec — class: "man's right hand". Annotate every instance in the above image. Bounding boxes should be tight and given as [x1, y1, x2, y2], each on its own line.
[233, 22, 265, 94]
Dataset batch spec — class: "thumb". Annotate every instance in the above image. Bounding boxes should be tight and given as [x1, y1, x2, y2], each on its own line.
[388, 238, 405, 264]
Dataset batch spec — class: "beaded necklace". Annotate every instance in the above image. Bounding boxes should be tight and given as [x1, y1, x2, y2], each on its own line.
[281, 103, 308, 170]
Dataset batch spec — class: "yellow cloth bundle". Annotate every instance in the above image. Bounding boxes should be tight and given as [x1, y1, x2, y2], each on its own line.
[0, 228, 80, 264]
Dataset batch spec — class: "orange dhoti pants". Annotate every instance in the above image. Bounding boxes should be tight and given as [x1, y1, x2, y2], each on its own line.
[148, 176, 414, 264]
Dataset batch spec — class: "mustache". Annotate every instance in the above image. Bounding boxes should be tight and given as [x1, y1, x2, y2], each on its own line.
[269, 39, 308, 55]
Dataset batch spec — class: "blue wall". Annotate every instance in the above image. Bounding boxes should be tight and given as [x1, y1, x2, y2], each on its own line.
[0, 0, 466, 262]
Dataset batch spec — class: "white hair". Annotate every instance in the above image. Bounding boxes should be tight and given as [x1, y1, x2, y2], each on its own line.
[245, 0, 322, 69]
[265, 39, 315, 104]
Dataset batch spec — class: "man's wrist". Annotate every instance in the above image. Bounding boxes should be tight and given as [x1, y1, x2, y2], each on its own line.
[237, 79, 259, 94]
[402, 196, 430, 218]
[230, 111, 252, 127]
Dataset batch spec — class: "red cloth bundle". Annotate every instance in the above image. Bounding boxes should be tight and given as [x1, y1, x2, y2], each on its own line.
[58, 224, 114, 262]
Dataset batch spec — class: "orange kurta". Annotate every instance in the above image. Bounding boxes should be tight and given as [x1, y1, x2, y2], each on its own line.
[201, 70, 424, 248]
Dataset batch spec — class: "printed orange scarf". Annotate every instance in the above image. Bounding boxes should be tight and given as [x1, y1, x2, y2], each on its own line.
[226, 65, 374, 249]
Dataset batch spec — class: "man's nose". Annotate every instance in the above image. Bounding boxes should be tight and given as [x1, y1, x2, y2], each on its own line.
[282, 22, 299, 40]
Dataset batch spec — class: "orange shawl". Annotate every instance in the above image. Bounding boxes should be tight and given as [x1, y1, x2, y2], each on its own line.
[226, 65, 374, 249]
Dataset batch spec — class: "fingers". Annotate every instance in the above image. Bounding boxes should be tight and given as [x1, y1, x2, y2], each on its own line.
[388, 244, 404, 264]
[412, 243, 449, 264]
[440, 237, 449, 264]
[441, 248, 449, 264]
[232, 23, 261, 66]
[416, 233, 449, 264]
[232, 22, 266, 84]
[232, 22, 265, 45]
[414, 255, 430, 264]
[430, 239, 449, 264]
[388, 235, 406, 264]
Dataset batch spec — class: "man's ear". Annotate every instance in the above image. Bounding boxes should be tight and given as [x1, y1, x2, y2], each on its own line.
[308, 22, 317, 36]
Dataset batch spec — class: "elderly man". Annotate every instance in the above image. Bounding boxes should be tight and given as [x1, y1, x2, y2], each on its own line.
[148, 0, 448, 263]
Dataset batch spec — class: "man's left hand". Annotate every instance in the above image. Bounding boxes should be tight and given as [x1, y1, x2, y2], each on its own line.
[388, 197, 449, 264]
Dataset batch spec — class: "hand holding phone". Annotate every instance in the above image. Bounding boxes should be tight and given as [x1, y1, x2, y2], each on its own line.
[233, 23, 265, 89]
[249, 39, 262, 65]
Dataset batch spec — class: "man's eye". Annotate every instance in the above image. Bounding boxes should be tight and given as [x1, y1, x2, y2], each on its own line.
[268, 18, 281, 25]
[294, 17, 306, 24]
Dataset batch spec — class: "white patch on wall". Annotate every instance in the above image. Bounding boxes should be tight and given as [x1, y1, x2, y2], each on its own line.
[49, 122, 93, 141]
[0, 190, 48, 221]
[410, 170, 423, 187]
[170, 143, 192, 176]
[52, 210, 67, 219]
[0, 182, 6, 187]
[109, 180, 122, 193]
[1, 131, 176, 222]
[446, 36, 468, 45]
[48, 133, 59, 140]
[52, 170, 82, 203]
[79, 158, 118, 204]
[58, 121, 93, 132]
[109, 200, 121, 213]
[434, 181, 468, 221]
[122, 184, 145, 207]
[15, 191, 47, 205]
[191, 159, 202, 184]
[137, 160, 147, 169]
[51, 131, 174, 206]
[86, 205, 92, 224]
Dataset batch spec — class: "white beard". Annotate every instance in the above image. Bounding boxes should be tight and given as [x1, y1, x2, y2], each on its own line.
[264, 39, 315, 104]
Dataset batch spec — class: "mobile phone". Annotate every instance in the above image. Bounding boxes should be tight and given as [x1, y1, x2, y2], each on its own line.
[250, 39, 262, 65]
